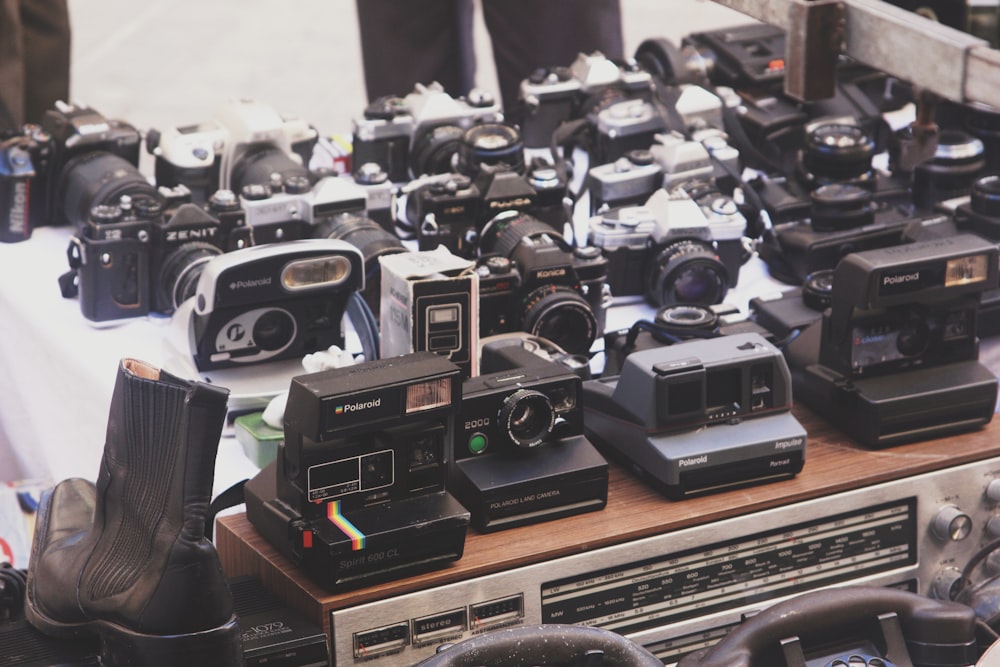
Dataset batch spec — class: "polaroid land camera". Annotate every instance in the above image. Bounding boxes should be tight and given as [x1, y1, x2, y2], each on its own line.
[243, 352, 470, 590]
[582, 332, 806, 499]
[784, 234, 1000, 448]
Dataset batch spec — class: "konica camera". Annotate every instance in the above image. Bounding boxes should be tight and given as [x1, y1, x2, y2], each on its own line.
[453, 357, 608, 532]
[243, 352, 470, 590]
[65, 189, 253, 322]
[517, 51, 654, 148]
[475, 211, 610, 356]
[583, 331, 807, 499]
[351, 82, 502, 182]
[784, 234, 1000, 447]
[148, 98, 318, 203]
[183, 238, 364, 371]
[0, 125, 52, 242]
[588, 183, 747, 307]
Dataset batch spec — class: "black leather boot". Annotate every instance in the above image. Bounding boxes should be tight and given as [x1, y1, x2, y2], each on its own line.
[25, 358, 243, 666]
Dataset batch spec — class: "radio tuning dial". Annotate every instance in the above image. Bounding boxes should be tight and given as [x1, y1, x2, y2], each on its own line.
[931, 566, 964, 600]
[986, 479, 1000, 503]
[987, 516, 1000, 539]
[931, 505, 972, 541]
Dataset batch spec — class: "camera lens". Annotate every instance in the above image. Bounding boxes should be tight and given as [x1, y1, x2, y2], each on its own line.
[809, 183, 876, 232]
[499, 389, 555, 448]
[648, 240, 729, 307]
[896, 318, 930, 358]
[522, 286, 599, 355]
[253, 309, 296, 351]
[410, 124, 465, 177]
[802, 270, 834, 311]
[481, 211, 561, 258]
[963, 102, 1000, 171]
[60, 151, 161, 228]
[971, 175, 1000, 218]
[801, 123, 876, 184]
[229, 143, 310, 195]
[456, 122, 525, 178]
[158, 241, 222, 312]
[655, 304, 719, 331]
[912, 129, 986, 208]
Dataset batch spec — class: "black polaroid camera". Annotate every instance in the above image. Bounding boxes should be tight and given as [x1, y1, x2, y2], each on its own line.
[64, 187, 256, 322]
[148, 98, 318, 204]
[784, 234, 999, 447]
[475, 211, 610, 356]
[182, 238, 365, 371]
[351, 82, 502, 182]
[583, 332, 806, 499]
[243, 352, 470, 590]
[588, 184, 747, 307]
[0, 126, 52, 242]
[453, 356, 608, 532]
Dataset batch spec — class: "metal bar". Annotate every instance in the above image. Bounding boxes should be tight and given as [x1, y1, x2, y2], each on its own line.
[711, 0, 1000, 108]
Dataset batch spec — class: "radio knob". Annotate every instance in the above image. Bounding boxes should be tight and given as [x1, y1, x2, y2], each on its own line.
[931, 505, 973, 541]
[930, 566, 964, 600]
[987, 479, 1000, 503]
[987, 516, 1000, 539]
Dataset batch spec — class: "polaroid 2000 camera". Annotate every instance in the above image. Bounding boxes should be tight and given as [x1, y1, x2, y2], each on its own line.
[583, 332, 806, 499]
[785, 233, 1000, 448]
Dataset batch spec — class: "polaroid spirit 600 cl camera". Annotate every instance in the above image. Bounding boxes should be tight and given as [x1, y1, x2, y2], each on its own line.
[243, 352, 470, 591]
[784, 234, 1000, 448]
[583, 332, 806, 499]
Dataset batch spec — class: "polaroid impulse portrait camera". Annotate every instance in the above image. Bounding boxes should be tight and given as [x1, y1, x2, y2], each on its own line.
[453, 357, 608, 532]
[785, 234, 1000, 447]
[243, 352, 470, 591]
[183, 238, 365, 371]
[583, 332, 806, 499]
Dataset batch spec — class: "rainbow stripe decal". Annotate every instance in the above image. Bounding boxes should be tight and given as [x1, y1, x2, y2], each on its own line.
[327, 501, 366, 551]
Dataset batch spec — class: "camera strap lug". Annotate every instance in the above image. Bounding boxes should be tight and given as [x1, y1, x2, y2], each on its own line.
[58, 237, 83, 299]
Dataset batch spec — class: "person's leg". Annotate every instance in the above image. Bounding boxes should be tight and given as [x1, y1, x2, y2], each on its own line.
[355, 0, 476, 102]
[481, 0, 624, 115]
[20, 0, 70, 125]
[0, 0, 26, 132]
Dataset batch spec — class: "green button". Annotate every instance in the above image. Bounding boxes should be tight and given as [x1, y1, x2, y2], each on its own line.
[469, 433, 488, 454]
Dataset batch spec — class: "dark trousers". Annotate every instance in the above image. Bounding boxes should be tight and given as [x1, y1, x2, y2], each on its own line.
[0, 0, 71, 132]
[355, 0, 624, 113]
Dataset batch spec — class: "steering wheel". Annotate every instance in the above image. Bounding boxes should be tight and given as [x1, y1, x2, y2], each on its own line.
[411, 624, 663, 667]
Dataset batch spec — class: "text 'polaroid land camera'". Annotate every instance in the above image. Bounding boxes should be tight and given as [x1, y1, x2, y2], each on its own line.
[183, 238, 364, 371]
[583, 332, 806, 499]
[454, 356, 608, 532]
[785, 234, 999, 447]
[243, 352, 470, 590]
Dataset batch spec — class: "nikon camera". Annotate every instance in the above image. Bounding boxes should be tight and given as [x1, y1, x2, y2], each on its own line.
[244, 352, 470, 590]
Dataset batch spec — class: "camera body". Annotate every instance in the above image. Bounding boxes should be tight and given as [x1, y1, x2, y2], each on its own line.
[518, 52, 654, 148]
[582, 332, 806, 499]
[149, 99, 318, 203]
[243, 352, 470, 590]
[0, 126, 53, 242]
[452, 358, 608, 532]
[351, 82, 502, 182]
[476, 212, 610, 356]
[589, 184, 746, 307]
[589, 97, 667, 164]
[186, 239, 364, 371]
[785, 234, 999, 447]
[587, 149, 663, 214]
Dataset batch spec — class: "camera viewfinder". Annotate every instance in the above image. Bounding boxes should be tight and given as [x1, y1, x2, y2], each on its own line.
[281, 255, 352, 290]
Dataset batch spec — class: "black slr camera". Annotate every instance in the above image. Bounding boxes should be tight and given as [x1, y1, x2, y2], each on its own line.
[351, 82, 502, 182]
[404, 122, 569, 258]
[66, 188, 252, 322]
[453, 356, 608, 532]
[148, 99, 318, 204]
[588, 184, 747, 307]
[0, 125, 52, 242]
[243, 352, 470, 590]
[475, 211, 610, 356]
[784, 234, 999, 447]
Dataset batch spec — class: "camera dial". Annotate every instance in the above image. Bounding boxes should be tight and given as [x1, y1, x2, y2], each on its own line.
[499, 389, 556, 448]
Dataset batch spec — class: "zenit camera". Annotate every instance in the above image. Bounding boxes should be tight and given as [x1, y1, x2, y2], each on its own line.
[475, 211, 610, 356]
[588, 184, 747, 307]
[784, 234, 999, 447]
[351, 82, 502, 182]
[243, 352, 470, 590]
[184, 238, 364, 371]
[583, 331, 806, 499]
[148, 99, 318, 203]
[453, 357, 608, 532]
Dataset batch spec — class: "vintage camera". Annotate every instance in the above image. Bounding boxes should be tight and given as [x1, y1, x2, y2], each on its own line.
[475, 211, 610, 356]
[452, 357, 607, 532]
[757, 182, 949, 285]
[582, 331, 806, 499]
[784, 234, 999, 447]
[479, 332, 593, 380]
[148, 99, 318, 204]
[0, 125, 53, 242]
[517, 52, 654, 148]
[892, 128, 987, 211]
[351, 82, 502, 182]
[64, 188, 254, 322]
[183, 239, 364, 371]
[588, 184, 747, 307]
[243, 351, 470, 590]
[587, 149, 663, 214]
